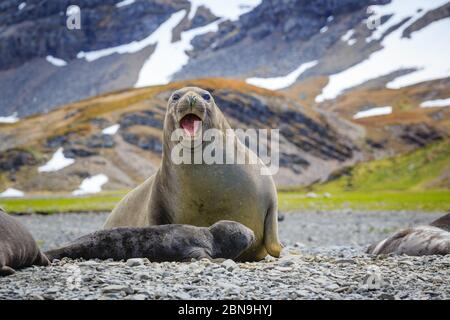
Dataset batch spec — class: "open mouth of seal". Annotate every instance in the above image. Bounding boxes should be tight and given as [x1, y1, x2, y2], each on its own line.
[179, 113, 202, 137]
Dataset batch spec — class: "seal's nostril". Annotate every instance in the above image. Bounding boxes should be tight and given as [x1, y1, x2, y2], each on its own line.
[188, 95, 197, 107]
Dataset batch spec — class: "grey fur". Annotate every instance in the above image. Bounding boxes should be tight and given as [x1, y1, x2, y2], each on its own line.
[367, 213, 450, 256]
[0, 210, 50, 276]
[45, 220, 255, 262]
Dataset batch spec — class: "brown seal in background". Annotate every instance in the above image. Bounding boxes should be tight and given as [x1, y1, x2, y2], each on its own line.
[0, 209, 49, 276]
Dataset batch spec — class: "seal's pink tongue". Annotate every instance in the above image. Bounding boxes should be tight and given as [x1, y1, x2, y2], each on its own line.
[180, 114, 201, 136]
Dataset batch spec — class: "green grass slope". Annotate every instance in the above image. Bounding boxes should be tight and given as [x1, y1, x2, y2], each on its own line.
[315, 140, 450, 192]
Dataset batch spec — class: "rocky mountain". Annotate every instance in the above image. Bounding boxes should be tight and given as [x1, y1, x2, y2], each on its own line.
[1, 0, 449, 117]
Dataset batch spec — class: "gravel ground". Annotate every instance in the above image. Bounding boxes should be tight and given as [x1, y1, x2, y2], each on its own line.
[1, 210, 449, 300]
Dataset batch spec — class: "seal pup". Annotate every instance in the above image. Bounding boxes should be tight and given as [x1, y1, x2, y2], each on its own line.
[0, 209, 49, 276]
[45, 220, 255, 262]
[104, 87, 282, 261]
[367, 213, 450, 256]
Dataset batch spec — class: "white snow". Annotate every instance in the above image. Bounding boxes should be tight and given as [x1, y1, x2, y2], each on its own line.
[187, 0, 261, 20]
[72, 174, 109, 196]
[320, 25, 328, 33]
[18, 2, 26, 10]
[327, 16, 334, 23]
[135, 11, 224, 87]
[316, 0, 450, 103]
[78, 2, 262, 87]
[347, 39, 357, 46]
[38, 148, 75, 172]
[245, 61, 318, 90]
[46, 55, 67, 67]
[0, 113, 19, 124]
[353, 106, 392, 119]
[0, 188, 25, 198]
[116, 0, 135, 8]
[420, 98, 450, 108]
[76, 12, 185, 62]
[102, 124, 120, 135]
[341, 29, 356, 45]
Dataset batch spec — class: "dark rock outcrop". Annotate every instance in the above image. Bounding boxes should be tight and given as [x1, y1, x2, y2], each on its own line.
[0, 149, 37, 172]
[122, 132, 163, 153]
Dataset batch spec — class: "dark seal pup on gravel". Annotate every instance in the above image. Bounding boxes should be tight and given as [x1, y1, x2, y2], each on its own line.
[104, 87, 282, 261]
[0, 209, 49, 276]
[45, 220, 255, 262]
[367, 213, 450, 256]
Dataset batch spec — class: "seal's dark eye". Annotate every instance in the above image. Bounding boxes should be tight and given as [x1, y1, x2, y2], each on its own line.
[202, 93, 211, 101]
[172, 94, 180, 101]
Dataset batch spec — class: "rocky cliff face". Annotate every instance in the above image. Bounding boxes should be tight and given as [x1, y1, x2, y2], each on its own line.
[0, 0, 189, 70]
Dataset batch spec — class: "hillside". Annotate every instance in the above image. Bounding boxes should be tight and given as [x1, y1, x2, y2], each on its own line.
[312, 140, 450, 192]
[0, 78, 359, 194]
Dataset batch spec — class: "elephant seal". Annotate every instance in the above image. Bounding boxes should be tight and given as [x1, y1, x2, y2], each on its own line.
[367, 213, 450, 256]
[104, 87, 282, 261]
[0, 209, 49, 276]
[45, 220, 255, 262]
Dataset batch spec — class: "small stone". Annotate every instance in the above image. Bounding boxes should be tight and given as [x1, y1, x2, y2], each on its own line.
[264, 255, 277, 263]
[295, 290, 310, 297]
[125, 294, 147, 300]
[46, 287, 59, 294]
[135, 273, 151, 280]
[174, 292, 191, 300]
[102, 285, 134, 295]
[78, 260, 98, 266]
[275, 266, 293, 272]
[126, 258, 147, 267]
[221, 259, 238, 271]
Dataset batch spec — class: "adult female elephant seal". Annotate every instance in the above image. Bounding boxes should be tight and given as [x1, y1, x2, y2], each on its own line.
[104, 87, 282, 261]
[0, 209, 49, 276]
[45, 221, 255, 262]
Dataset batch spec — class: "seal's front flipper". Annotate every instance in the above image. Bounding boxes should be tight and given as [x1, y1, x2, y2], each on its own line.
[184, 249, 212, 262]
[0, 266, 15, 276]
[36, 252, 51, 266]
[264, 205, 283, 258]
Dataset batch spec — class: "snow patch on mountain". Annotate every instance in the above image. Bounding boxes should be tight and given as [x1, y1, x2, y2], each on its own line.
[0, 113, 19, 123]
[46, 55, 67, 67]
[246, 61, 318, 90]
[341, 29, 356, 46]
[0, 188, 24, 198]
[353, 106, 392, 119]
[72, 174, 109, 196]
[38, 148, 75, 172]
[102, 124, 120, 135]
[76, 12, 186, 62]
[116, 0, 135, 8]
[135, 11, 224, 87]
[421, 98, 450, 108]
[316, 0, 450, 103]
